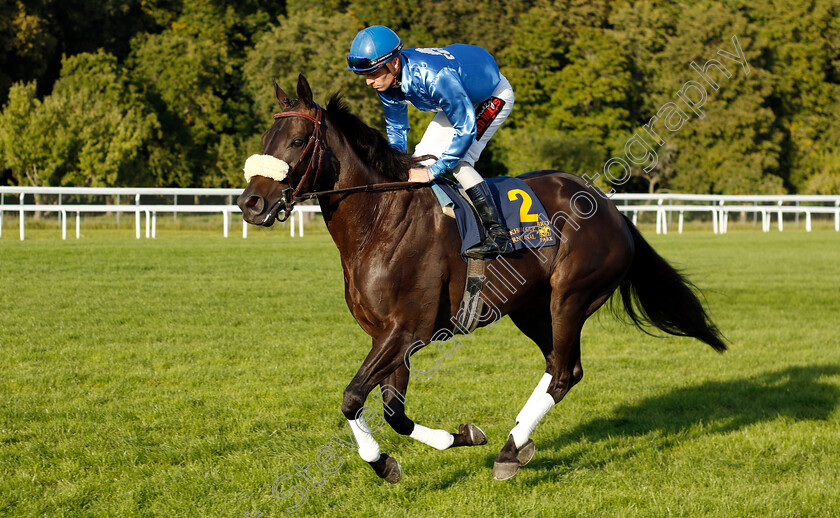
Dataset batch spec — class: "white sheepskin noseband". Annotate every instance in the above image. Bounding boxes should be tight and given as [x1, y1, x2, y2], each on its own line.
[243, 154, 290, 182]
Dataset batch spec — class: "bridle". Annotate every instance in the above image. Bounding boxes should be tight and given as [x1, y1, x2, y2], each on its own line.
[267, 104, 431, 222]
[269, 105, 326, 221]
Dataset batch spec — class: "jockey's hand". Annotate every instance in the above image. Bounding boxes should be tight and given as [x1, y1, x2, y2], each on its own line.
[408, 167, 433, 183]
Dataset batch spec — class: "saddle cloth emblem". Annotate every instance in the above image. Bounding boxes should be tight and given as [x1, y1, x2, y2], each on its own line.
[432, 176, 557, 258]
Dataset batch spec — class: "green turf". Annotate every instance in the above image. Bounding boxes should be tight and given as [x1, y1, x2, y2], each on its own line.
[1, 225, 839, 517]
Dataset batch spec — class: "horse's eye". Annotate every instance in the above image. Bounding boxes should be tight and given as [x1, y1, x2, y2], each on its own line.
[291, 138, 305, 148]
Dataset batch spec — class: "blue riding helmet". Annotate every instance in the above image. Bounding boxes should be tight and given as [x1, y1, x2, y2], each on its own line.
[347, 25, 403, 74]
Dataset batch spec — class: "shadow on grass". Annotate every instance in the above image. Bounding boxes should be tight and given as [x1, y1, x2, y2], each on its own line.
[519, 364, 840, 478]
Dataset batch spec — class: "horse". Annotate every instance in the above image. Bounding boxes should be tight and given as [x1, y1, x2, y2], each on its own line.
[238, 75, 726, 483]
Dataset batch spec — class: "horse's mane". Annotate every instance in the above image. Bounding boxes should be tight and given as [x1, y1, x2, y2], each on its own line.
[326, 93, 412, 181]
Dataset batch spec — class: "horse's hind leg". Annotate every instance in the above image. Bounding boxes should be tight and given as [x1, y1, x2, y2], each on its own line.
[493, 302, 584, 481]
[379, 365, 488, 450]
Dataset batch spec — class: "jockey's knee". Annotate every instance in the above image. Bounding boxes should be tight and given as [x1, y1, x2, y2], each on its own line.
[452, 162, 483, 190]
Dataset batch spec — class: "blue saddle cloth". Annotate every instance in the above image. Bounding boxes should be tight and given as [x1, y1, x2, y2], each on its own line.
[432, 176, 556, 257]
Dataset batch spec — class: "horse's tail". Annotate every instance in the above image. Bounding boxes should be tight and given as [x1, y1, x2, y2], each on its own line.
[618, 215, 727, 352]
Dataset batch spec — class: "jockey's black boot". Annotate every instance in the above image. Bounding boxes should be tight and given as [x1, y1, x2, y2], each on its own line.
[464, 181, 514, 258]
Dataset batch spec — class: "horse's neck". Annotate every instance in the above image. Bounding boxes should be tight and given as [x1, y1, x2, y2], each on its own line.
[319, 131, 407, 256]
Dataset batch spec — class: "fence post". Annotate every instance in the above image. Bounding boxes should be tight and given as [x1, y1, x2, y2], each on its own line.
[834, 200, 840, 232]
[659, 199, 667, 235]
[711, 206, 717, 234]
[777, 200, 783, 232]
[299, 208, 304, 237]
[135, 194, 141, 239]
[19, 192, 25, 240]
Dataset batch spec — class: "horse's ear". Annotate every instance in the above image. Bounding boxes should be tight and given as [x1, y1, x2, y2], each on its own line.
[273, 79, 290, 107]
[296, 74, 313, 107]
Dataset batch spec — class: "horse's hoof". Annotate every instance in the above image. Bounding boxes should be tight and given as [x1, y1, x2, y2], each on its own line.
[370, 454, 401, 484]
[461, 423, 487, 446]
[451, 423, 488, 447]
[492, 460, 519, 481]
[516, 439, 535, 466]
[381, 455, 401, 484]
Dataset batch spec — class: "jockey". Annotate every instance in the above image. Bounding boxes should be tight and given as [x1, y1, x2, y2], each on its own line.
[347, 25, 515, 258]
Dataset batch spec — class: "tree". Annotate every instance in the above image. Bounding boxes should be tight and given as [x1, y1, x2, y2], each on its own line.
[0, 1, 57, 102]
[243, 10, 383, 128]
[51, 51, 158, 187]
[547, 28, 632, 165]
[740, 0, 840, 194]
[610, 1, 782, 194]
[2, 0, 839, 192]
[0, 81, 68, 187]
[499, 5, 567, 124]
[0, 52, 158, 189]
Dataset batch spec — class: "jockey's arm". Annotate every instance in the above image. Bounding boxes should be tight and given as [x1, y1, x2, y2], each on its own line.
[379, 93, 410, 152]
[425, 69, 477, 178]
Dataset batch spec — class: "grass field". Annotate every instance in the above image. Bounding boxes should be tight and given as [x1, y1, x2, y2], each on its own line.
[1, 222, 839, 517]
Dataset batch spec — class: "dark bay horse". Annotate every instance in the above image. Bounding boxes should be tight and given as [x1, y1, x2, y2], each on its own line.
[238, 75, 726, 483]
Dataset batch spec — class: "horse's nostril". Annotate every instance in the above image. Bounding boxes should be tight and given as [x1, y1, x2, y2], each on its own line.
[246, 195, 263, 212]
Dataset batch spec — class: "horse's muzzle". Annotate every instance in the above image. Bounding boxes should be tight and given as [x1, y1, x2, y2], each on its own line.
[238, 184, 294, 227]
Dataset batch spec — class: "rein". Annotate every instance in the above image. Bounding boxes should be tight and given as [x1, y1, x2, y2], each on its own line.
[294, 180, 427, 200]
[270, 105, 434, 219]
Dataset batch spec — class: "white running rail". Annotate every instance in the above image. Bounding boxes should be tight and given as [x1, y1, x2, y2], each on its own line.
[1, 187, 838, 240]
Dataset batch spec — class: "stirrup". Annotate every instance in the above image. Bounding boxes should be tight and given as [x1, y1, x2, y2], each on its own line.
[465, 228, 513, 258]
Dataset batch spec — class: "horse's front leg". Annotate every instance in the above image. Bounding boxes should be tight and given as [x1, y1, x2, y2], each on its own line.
[378, 364, 488, 450]
[341, 327, 488, 484]
[340, 327, 419, 483]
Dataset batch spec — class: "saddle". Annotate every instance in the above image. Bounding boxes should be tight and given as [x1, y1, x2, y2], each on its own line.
[431, 177, 556, 333]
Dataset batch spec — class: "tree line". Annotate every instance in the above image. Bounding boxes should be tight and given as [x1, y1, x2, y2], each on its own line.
[1, 0, 838, 194]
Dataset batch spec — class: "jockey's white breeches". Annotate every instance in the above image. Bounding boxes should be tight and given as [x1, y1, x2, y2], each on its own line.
[413, 74, 514, 190]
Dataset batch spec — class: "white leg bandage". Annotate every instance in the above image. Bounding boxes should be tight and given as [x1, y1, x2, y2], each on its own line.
[409, 424, 455, 450]
[510, 393, 555, 449]
[348, 417, 381, 462]
[516, 372, 553, 423]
